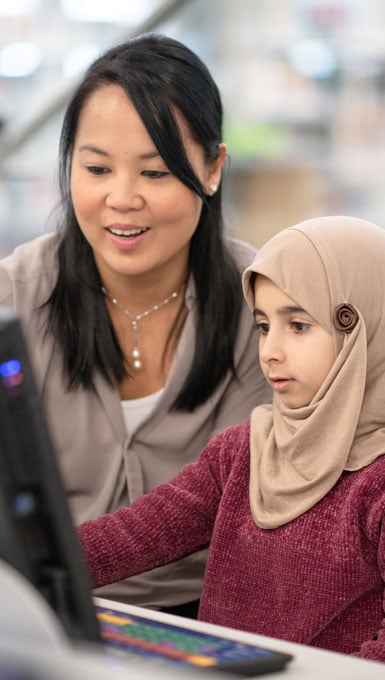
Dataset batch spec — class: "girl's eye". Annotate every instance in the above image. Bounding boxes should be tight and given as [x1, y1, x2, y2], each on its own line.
[255, 321, 269, 336]
[291, 321, 310, 333]
[86, 165, 109, 175]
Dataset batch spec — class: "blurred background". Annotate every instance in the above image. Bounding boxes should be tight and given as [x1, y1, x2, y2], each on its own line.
[1, 0, 385, 257]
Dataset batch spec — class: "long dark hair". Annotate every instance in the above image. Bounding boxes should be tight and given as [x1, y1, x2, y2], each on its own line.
[46, 32, 243, 411]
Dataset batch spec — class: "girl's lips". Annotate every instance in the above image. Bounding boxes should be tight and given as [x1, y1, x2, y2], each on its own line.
[269, 378, 294, 392]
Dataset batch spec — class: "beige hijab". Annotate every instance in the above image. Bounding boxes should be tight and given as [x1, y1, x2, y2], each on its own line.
[242, 216, 385, 529]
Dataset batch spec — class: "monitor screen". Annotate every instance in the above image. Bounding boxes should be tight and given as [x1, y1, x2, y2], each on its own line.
[0, 308, 100, 644]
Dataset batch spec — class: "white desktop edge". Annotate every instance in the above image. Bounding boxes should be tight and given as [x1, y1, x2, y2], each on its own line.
[94, 595, 385, 679]
[0, 560, 215, 680]
[0, 556, 382, 680]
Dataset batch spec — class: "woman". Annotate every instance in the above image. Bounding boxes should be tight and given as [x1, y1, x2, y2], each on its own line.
[0, 33, 270, 616]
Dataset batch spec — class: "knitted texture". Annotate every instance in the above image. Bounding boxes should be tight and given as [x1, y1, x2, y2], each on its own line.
[78, 421, 385, 662]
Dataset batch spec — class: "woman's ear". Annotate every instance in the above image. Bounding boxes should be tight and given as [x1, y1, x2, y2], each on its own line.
[205, 143, 227, 196]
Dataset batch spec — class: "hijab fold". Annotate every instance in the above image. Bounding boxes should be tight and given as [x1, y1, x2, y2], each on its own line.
[242, 216, 385, 528]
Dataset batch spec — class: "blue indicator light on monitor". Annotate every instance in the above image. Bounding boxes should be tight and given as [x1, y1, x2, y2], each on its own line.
[14, 491, 36, 517]
[0, 359, 22, 377]
[0, 359, 24, 387]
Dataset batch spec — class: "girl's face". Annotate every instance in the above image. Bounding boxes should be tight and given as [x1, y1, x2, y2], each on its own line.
[253, 276, 335, 409]
[70, 84, 225, 287]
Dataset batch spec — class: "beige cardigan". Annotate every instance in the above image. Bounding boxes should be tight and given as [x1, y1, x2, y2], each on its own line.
[0, 232, 270, 608]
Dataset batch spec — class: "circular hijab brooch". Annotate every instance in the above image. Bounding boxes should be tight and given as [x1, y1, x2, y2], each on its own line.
[333, 303, 359, 333]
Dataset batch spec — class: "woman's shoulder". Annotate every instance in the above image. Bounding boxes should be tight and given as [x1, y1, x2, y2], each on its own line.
[224, 236, 257, 271]
[0, 232, 62, 280]
[0, 232, 63, 306]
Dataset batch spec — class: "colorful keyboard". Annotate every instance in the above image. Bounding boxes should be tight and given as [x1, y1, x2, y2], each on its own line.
[96, 606, 292, 676]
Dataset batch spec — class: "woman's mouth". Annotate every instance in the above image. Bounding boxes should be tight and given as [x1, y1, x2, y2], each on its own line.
[106, 226, 149, 238]
[105, 225, 150, 251]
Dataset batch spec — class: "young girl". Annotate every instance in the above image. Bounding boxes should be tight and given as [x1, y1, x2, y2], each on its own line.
[78, 215, 385, 662]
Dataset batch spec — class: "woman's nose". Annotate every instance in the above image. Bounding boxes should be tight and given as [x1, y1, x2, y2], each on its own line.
[105, 176, 144, 211]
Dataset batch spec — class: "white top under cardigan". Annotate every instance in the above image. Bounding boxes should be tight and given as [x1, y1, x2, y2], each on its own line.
[121, 389, 164, 435]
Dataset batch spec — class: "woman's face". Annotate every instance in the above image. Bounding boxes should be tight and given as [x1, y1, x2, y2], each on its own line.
[70, 84, 225, 287]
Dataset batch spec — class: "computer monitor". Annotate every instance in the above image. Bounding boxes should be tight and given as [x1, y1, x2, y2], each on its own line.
[0, 308, 100, 644]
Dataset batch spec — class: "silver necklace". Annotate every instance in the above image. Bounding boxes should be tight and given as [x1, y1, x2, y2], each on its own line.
[102, 283, 185, 370]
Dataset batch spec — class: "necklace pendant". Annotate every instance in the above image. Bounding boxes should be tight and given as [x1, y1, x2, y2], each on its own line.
[132, 346, 142, 370]
[102, 282, 186, 374]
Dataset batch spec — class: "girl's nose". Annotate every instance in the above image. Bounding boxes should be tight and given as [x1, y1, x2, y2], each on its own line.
[259, 330, 285, 364]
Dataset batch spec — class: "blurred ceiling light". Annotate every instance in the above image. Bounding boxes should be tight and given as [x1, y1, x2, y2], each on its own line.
[287, 39, 337, 79]
[0, 0, 40, 15]
[0, 42, 42, 78]
[62, 44, 100, 79]
[61, 0, 157, 24]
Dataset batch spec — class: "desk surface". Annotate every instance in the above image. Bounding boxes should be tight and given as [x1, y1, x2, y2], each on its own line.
[94, 597, 385, 679]
[0, 554, 383, 680]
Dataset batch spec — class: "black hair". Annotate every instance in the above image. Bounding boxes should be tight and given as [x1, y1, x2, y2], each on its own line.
[46, 32, 243, 411]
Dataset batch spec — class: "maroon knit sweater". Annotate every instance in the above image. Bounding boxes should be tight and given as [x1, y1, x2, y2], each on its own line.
[78, 422, 385, 663]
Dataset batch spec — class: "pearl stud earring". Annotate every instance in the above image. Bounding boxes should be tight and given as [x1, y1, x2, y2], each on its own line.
[209, 184, 218, 196]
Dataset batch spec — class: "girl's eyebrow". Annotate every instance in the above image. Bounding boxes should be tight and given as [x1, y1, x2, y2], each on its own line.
[253, 305, 307, 316]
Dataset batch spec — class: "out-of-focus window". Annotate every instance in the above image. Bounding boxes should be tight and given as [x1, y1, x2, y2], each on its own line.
[1, 0, 385, 256]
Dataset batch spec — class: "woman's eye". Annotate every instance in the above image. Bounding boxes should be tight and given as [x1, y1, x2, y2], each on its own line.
[255, 321, 269, 336]
[86, 165, 109, 175]
[142, 170, 169, 179]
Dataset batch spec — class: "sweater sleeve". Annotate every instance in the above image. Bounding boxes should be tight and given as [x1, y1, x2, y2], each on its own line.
[352, 481, 385, 663]
[77, 431, 228, 588]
